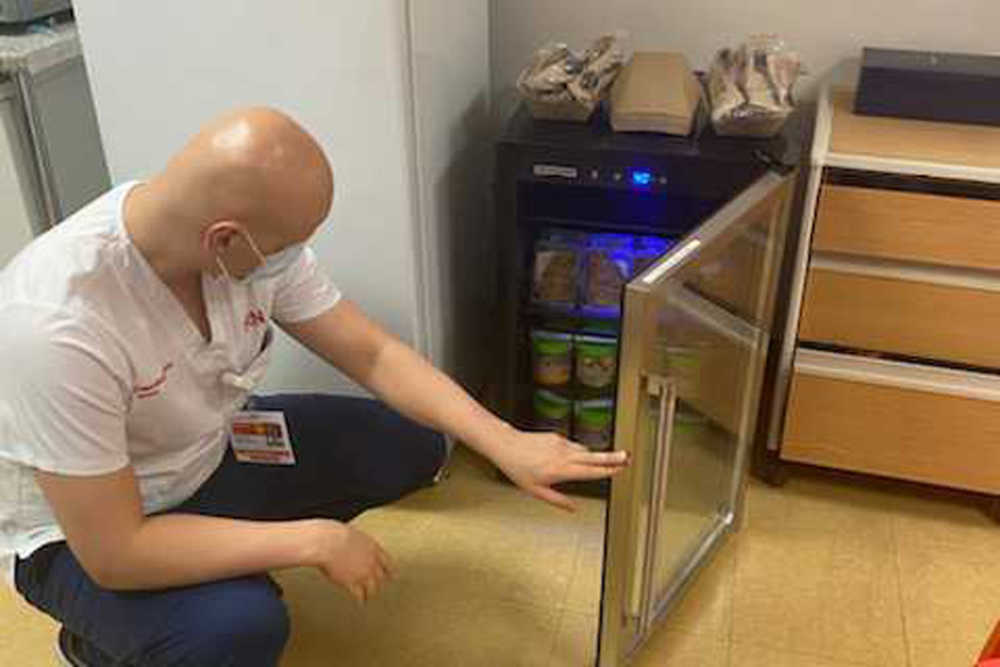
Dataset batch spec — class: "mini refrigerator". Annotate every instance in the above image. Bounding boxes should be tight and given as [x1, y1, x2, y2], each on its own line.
[494, 106, 802, 664]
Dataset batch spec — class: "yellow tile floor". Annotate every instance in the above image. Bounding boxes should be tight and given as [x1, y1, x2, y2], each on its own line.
[1, 449, 998, 666]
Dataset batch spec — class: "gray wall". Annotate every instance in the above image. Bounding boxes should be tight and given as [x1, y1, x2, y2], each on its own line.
[491, 0, 1000, 120]
[76, 1, 491, 395]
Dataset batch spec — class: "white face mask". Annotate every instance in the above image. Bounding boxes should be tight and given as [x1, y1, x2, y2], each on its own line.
[244, 242, 305, 281]
[216, 229, 305, 283]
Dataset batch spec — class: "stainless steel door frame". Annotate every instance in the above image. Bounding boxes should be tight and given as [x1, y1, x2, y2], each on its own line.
[599, 171, 794, 666]
[639, 374, 676, 630]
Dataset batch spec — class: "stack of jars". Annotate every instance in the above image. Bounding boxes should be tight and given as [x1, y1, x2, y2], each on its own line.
[530, 330, 618, 450]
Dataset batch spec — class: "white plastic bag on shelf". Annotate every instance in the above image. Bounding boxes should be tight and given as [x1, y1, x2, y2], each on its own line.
[707, 35, 802, 137]
[516, 32, 628, 121]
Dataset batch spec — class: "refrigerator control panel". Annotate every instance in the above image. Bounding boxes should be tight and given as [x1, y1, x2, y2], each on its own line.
[529, 163, 669, 190]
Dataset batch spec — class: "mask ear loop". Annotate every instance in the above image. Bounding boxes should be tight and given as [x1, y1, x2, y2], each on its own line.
[237, 229, 269, 312]
[214, 226, 266, 282]
[216, 251, 267, 336]
[239, 228, 269, 267]
[215, 254, 235, 281]
[215, 227, 271, 315]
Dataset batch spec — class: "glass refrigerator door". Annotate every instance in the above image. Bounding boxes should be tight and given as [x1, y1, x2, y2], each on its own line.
[598, 171, 793, 665]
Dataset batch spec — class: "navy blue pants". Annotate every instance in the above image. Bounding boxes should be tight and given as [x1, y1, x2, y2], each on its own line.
[14, 394, 447, 667]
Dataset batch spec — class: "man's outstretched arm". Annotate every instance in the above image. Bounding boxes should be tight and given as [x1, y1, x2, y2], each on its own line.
[281, 299, 628, 511]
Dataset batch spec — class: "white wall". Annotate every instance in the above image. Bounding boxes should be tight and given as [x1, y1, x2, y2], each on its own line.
[72, 1, 492, 396]
[407, 2, 493, 392]
[491, 0, 1000, 120]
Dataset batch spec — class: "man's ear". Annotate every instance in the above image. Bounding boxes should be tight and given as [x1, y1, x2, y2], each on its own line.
[203, 220, 241, 254]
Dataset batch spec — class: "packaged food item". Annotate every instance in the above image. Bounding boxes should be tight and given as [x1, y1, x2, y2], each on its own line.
[610, 52, 701, 135]
[575, 335, 618, 390]
[706, 35, 802, 137]
[532, 230, 584, 307]
[533, 390, 572, 436]
[584, 233, 632, 310]
[661, 345, 704, 401]
[517, 33, 628, 121]
[569, 34, 628, 108]
[632, 236, 672, 277]
[580, 317, 621, 337]
[574, 399, 615, 450]
[531, 330, 573, 386]
[672, 409, 709, 448]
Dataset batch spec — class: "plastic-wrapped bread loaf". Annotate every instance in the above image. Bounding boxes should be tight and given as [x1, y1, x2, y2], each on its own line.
[517, 43, 576, 103]
[743, 47, 784, 113]
[568, 35, 625, 105]
[768, 48, 802, 107]
[707, 48, 743, 123]
[517, 33, 626, 120]
[707, 35, 802, 137]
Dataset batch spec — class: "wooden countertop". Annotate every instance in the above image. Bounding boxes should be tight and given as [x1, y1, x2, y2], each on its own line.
[828, 87, 1000, 172]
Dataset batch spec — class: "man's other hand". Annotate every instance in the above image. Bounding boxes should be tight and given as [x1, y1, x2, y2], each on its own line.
[307, 520, 395, 604]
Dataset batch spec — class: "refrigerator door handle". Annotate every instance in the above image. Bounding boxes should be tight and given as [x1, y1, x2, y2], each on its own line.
[638, 372, 677, 632]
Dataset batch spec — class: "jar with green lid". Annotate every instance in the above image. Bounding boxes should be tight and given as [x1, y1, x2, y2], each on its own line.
[531, 330, 573, 386]
[574, 399, 614, 450]
[657, 345, 702, 397]
[533, 390, 571, 437]
[580, 317, 620, 337]
[666, 346, 704, 396]
[575, 335, 618, 390]
[672, 408, 709, 446]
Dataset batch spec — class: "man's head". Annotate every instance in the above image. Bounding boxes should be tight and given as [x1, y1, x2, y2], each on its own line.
[130, 107, 334, 281]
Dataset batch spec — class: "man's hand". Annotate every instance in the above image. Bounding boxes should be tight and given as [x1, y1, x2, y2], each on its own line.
[307, 520, 395, 604]
[283, 302, 629, 512]
[490, 430, 630, 512]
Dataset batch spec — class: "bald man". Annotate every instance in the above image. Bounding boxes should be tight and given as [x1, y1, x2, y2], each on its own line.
[0, 108, 628, 666]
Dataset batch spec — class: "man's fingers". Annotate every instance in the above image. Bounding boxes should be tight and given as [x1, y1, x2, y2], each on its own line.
[348, 583, 366, 604]
[570, 450, 629, 467]
[372, 558, 389, 586]
[532, 485, 577, 512]
[559, 463, 625, 481]
[377, 557, 395, 582]
[376, 544, 395, 578]
[362, 575, 380, 602]
[565, 440, 590, 453]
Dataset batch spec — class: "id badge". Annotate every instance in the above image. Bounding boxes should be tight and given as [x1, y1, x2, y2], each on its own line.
[228, 411, 296, 465]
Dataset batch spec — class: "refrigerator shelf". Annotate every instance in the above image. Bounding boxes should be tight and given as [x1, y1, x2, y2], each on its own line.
[523, 304, 622, 336]
[523, 215, 684, 238]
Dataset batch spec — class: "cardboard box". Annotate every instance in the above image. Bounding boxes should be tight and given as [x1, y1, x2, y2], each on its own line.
[610, 52, 701, 136]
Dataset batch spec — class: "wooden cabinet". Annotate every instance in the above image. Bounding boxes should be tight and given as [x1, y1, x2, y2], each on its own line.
[783, 350, 1000, 494]
[765, 68, 1000, 499]
[799, 259, 1000, 369]
[812, 185, 1000, 271]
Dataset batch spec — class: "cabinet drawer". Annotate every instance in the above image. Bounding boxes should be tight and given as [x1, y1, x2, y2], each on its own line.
[799, 256, 1000, 368]
[813, 185, 1000, 271]
[782, 349, 1000, 493]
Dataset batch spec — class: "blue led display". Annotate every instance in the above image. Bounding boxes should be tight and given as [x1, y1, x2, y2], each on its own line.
[631, 170, 653, 186]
